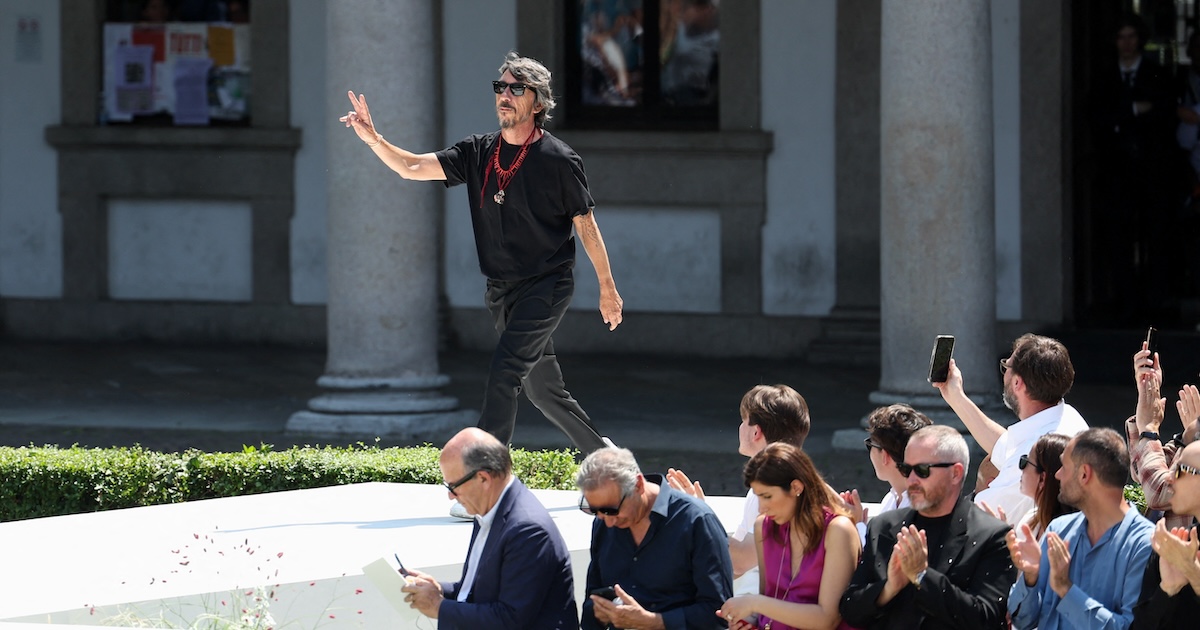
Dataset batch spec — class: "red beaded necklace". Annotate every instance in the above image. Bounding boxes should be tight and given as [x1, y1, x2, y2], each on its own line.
[478, 125, 539, 209]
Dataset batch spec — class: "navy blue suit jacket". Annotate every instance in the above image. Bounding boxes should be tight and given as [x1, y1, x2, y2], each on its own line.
[437, 478, 577, 629]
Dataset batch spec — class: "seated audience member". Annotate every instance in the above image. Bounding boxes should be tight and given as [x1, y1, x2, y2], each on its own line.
[577, 447, 733, 630]
[1131, 441, 1200, 629]
[717, 442, 860, 630]
[934, 333, 1088, 525]
[1127, 341, 1199, 529]
[843, 403, 933, 546]
[400, 428, 576, 629]
[1008, 428, 1154, 630]
[667, 384, 811, 586]
[1015, 433, 1075, 541]
[840, 425, 1016, 630]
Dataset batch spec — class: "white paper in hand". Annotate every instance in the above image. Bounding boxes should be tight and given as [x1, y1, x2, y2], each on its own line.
[362, 557, 425, 625]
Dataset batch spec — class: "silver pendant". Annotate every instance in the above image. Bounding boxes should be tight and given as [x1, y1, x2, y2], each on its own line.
[494, 190, 505, 205]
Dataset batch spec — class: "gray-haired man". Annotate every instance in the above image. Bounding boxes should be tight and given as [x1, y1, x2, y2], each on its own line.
[341, 51, 622, 453]
[578, 447, 732, 630]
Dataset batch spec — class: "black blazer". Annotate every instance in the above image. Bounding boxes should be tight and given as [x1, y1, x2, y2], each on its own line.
[839, 497, 1016, 630]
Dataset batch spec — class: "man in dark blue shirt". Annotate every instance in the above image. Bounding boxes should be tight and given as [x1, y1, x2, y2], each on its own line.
[576, 447, 732, 630]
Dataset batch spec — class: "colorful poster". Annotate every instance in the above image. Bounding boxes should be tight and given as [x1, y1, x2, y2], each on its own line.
[207, 25, 235, 67]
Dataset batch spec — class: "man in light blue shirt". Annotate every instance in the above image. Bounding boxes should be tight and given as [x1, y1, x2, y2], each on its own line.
[1008, 427, 1154, 630]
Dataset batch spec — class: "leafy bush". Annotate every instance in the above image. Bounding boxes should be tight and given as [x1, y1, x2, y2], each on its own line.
[0, 444, 579, 522]
[1124, 483, 1148, 515]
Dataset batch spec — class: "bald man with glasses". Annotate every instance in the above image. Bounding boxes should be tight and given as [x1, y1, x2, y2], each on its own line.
[400, 428, 576, 629]
[841, 425, 1017, 630]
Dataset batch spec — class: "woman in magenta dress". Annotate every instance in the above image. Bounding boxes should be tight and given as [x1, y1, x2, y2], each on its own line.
[717, 442, 861, 630]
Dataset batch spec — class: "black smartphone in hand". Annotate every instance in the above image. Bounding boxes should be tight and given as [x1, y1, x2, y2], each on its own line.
[927, 335, 955, 383]
[590, 586, 617, 600]
[1145, 326, 1157, 354]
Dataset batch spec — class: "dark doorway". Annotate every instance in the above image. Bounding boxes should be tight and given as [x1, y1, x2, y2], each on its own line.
[1072, 0, 1200, 330]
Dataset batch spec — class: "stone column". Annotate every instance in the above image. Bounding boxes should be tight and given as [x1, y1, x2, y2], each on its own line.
[871, 0, 999, 430]
[287, 0, 473, 440]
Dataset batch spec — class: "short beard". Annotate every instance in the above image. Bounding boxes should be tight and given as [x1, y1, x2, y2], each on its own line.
[1002, 386, 1019, 415]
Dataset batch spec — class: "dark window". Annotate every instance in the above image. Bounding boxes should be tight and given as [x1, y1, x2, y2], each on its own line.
[101, 0, 251, 126]
[565, 0, 720, 129]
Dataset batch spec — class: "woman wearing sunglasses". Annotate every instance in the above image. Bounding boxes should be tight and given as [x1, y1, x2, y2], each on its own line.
[717, 443, 861, 630]
[1015, 433, 1075, 541]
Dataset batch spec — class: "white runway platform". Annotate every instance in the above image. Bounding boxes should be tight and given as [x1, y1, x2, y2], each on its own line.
[0, 483, 751, 628]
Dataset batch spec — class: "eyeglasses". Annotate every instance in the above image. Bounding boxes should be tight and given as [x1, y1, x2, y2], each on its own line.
[1018, 454, 1043, 473]
[1175, 462, 1200, 479]
[897, 462, 957, 478]
[579, 492, 628, 517]
[1000, 358, 1011, 374]
[864, 437, 883, 453]
[443, 468, 483, 496]
[492, 80, 529, 96]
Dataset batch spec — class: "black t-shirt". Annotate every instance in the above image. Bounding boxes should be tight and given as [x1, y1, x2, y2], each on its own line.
[436, 130, 594, 281]
[912, 511, 954, 564]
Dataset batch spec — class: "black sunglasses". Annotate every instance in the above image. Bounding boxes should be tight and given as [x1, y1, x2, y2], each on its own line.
[1176, 462, 1200, 479]
[444, 468, 483, 496]
[1019, 454, 1043, 473]
[897, 462, 956, 478]
[580, 491, 628, 517]
[492, 80, 529, 96]
[864, 437, 883, 453]
[1000, 358, 1011, 374]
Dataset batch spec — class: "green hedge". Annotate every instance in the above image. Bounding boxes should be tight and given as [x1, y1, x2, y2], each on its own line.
[0, 444, 580, 523]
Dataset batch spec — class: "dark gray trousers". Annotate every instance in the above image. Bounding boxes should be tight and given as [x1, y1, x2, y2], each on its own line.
[476, 266, 606, 453]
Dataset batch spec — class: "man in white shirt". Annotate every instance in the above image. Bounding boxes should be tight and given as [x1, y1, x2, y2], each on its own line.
[843, 403, 933, 546]
[934, 333, 1089, 526]
[666, 384, 810, 593]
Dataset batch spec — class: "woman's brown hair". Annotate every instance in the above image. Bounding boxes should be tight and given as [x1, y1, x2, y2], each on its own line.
[743, 442, 847, 555]
[1032, 433, 1076, 534]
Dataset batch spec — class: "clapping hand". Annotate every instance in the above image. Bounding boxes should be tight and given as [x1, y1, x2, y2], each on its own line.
[666, 468, 705, 501]
[1047, 532, 1073, 598]
[839, 489, 867, 524]
[1006, 523, 1041, 586]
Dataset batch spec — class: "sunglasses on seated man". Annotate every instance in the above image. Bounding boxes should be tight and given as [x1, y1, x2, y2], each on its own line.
[492, 80, 529, 96]
[579, 492, 628, 517]
[897, 462, 957, 479]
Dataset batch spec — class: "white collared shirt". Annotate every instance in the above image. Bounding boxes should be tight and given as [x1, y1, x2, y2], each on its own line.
[457, 475, 517, 602]
[974, 401, 1088, 526]
[855, 487, 910, 547]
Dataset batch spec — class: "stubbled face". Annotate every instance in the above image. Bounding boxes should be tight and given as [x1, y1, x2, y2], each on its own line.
[751, 479, 801, 525]
[1056, 442, 1082, 508]
[1019, 446, 1042, 500]
[904, 439, 957, 514]
[495, 70, 541, 130]
[1002, 354, 1019, 414]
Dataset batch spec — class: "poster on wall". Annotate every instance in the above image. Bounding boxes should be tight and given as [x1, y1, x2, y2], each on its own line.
[102, 22, 250, 125]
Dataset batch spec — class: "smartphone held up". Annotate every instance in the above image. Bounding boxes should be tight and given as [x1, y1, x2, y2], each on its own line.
[927, 335, 955, 383]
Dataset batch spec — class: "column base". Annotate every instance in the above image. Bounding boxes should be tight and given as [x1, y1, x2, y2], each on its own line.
[286, 408, 477, 442]
[286, 373, 477, 441]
